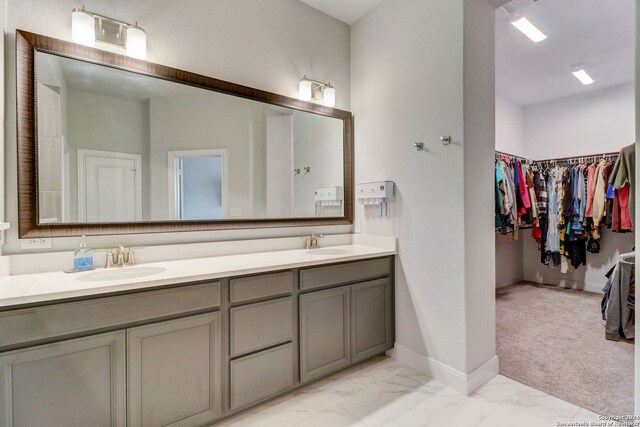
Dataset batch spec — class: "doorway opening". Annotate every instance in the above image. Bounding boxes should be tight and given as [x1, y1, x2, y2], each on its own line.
[168, 149, 226, 220]
[493, 0, 635, 417]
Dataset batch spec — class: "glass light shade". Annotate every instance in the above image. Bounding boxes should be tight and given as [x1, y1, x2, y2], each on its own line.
[299, 78, 312, 101]
[126, 25, 147, 60]
[71, 9, 95, 47]
[323, 85, 336, 107]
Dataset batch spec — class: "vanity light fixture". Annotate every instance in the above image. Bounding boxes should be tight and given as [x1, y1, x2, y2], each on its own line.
[71, 7, 147, 59]
[511, 15, 547, 43]
[298, 75, 336, 107]
[572, 67, 595, 85]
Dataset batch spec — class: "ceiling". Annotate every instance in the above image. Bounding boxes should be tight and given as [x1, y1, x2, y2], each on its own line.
[496, 0, 635, 106]
[298, 0, 383, 25]
[39, 52, 197, 102]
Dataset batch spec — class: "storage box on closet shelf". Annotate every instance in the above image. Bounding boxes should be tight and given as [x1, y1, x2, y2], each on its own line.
[356, 181, 394, 217]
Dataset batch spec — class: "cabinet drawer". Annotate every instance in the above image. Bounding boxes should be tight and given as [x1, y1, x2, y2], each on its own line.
[229, 343, 294, 411]
[230, 297, 293, 357]
[300, 258, 391, 291]
[0, 281, 220, 349]
[229, 271, 293, 303]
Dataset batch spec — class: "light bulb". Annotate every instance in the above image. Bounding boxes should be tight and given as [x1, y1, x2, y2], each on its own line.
[323, 85, 336, 107]
[299, 77, 312, 101]
[126, 25, 147, 60]
[71, 8, 95, 47]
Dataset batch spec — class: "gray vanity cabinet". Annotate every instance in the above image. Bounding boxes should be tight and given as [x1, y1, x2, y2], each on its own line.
[127, 312, 222, 427]
[0, 256, 393, 426]
[0, 331, 126, 427]
[351, 278, 393, 363]
[299, 257, 393, 384]
[300, 286, 351, 383]
[227, 271, 296, 412]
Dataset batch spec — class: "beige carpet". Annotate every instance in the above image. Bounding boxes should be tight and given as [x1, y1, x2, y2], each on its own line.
[496, 282, 634, 416]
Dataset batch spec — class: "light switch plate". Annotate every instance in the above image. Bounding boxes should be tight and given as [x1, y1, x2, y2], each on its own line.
[229, 208, 242, 217]
[20, 238, 52, 249]
[355, 218, 361, 233]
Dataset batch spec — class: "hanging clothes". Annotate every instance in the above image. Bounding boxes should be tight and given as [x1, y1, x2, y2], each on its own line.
[602, 253, 635, 341]
[496, 150, 632, 271]
[609, 144, 636, 228]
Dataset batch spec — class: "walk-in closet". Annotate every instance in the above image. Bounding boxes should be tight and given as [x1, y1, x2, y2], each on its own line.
[494, 0, 635, 416]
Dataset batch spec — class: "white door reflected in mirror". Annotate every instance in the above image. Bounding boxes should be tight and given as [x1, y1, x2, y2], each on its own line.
[78, 149, 142, 222]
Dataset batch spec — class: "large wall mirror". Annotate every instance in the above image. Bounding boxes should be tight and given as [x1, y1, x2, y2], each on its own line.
[16, 30, 353, 237]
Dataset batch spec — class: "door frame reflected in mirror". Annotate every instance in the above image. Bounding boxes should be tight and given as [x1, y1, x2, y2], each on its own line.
[168, 149, 227, 221]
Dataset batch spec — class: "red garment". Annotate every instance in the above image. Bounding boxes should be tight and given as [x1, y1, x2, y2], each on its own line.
[618, 184, 633, 231]
[531, 221, 542, 242]
[611, 190, 621, 232]
[611, 185, 633, 232]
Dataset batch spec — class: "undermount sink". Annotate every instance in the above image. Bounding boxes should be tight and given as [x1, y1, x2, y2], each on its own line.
[77, 266, 167, 282]
[306, 248, 352, 255]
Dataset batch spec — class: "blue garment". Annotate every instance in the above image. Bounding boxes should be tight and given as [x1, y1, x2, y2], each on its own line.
[606, 183, 615, 200]
[572, 168, 584, 233]
[495, 163, 505, 227]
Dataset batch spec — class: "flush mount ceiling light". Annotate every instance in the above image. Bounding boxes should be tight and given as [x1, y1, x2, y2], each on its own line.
[298, 76, 336, 107]
[71, 7, 147, 59]
[572, 67, 595, 85]
[511, 16, 547, 43]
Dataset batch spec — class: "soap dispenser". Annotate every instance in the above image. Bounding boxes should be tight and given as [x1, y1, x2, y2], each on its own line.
[74, 235, 94, 271]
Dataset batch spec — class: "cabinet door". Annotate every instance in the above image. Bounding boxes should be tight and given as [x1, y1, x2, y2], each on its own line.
[128, 312, 222, 427]
[351, 278, 393, 363]
[0, 331, 126, 427]
[300, 286, 350, 383]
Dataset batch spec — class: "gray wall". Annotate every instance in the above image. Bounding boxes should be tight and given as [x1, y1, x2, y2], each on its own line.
[352, 0, 496, 377]
[149, 92, 267, 220]
[293, 111, 344, 217]
[66, 89, 150, 222]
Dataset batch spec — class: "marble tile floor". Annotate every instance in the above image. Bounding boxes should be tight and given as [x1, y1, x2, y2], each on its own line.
[218, 356, 605, 427]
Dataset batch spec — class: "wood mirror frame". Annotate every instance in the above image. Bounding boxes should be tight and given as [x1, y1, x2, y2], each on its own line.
[16, 30, 353, 238]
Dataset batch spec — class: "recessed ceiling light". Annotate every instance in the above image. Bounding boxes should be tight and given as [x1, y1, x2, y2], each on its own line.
[572, 68, 595, 85]
[511, 16, 547, 43]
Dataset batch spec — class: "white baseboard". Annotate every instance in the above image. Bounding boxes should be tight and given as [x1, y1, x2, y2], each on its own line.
[523, 274, 602, 294]
[387, 344, 499, 395]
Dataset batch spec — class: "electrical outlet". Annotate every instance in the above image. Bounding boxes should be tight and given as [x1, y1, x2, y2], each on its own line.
[355, 218, 361, 233]
[20, 238, 52, 249]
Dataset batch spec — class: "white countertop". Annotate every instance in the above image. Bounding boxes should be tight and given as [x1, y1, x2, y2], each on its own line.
[0, 243, 395, 309]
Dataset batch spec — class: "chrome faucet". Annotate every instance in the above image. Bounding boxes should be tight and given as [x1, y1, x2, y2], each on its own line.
[304, 234, 323, 250]
[104, 245, 142, 268]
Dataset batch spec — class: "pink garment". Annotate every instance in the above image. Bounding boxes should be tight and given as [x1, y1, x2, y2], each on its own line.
[517, 164, 531, 217]
[585, 163, 597, 218]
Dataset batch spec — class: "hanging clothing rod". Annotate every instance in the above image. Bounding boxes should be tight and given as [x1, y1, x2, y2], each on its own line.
[495, 150, 619, 163]
[534, 151, 619, 163]
[494, 150, 529, 161]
